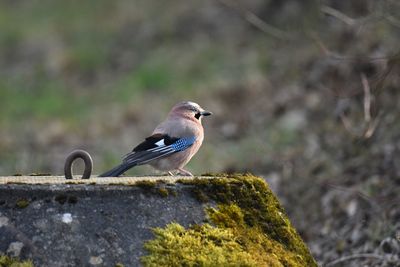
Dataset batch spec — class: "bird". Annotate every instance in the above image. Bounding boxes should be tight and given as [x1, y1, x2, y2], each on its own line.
[99, 101, 212, 177]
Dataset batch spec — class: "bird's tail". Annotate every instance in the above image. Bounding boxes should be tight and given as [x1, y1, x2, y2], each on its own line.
[98, 163, 136, 177]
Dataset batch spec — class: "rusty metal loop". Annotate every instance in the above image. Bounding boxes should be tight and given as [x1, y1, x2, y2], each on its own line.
[64, 150, 93, 179]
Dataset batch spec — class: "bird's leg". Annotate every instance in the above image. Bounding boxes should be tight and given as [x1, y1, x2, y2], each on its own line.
[168, 171, 174, 176]
[177, 168, 193, 177]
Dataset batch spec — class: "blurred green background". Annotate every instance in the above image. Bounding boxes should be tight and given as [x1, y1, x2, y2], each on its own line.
[1, 0, 399, 265]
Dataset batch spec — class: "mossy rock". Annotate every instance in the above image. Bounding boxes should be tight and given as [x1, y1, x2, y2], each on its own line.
[142, 174, 317, 267]
[0, 255, 33, 267]
[15, 199, 30, 209]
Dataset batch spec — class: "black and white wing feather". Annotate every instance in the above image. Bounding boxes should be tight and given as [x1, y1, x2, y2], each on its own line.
[124, 134, 185, 165]
[98, 134, 196, 177]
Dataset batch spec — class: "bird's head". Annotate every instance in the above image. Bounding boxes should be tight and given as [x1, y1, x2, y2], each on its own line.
[170, 101, 212, 122]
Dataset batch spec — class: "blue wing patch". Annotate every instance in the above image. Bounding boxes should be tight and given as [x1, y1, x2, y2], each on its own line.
[171, 136, 196, 151]
[123, 136, 196, 166]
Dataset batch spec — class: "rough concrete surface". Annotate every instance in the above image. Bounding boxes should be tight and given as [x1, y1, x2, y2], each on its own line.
[0, 175, 317, 267]
[0, 176, 207, 267]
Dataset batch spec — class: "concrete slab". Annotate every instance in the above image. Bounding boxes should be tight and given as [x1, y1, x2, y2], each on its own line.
[0, 175, 199, 185]
[0, 176, 208, 266]
[0, 175, 317, 267]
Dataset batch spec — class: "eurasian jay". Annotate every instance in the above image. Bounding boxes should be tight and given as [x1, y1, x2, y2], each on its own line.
[99, 101, 212, 177]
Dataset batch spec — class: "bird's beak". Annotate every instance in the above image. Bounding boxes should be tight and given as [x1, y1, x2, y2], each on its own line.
[201, 111, 212, 116]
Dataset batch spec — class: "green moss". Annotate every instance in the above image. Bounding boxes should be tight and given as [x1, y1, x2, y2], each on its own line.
[135, 181, 157, 190]
[157, 187, 169, 198]
[157, 187, 177, 197]
[143, 174, 317, 267]
[29, 173, 51, 176]
[200, 172, 229, 177]
[135, 181, 179, 198]
[15, 198, 30, 209]
[207, 204, 310, 266]
[191, 188, 209, 203]
[65, 181, 85, 185]
[0, 255, 34, 267]
[142, 223, 258, 267]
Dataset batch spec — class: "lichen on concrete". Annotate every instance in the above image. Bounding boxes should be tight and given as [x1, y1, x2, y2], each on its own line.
[15, 199, 29, 209]
[142, 174, 317, 267]
[0, 255, 33, 267]
[157, 187, 169, 197]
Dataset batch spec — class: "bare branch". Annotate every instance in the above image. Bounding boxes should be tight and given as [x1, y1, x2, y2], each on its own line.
[361, 73, 382, 139]
[325, 253, 387, 267]
[307, 31, 394, 62]
[337, 74, 380, 139]
[339, 113, 360, 137]
[365, 113, 381, 138]
[361, 73, 372, 123]
[215, 0, 293, 40]
[385, 15, 400, 28]
[321, 5, 356, 26]
[339, 105, 380, 139]
[307, 31, 348, 60]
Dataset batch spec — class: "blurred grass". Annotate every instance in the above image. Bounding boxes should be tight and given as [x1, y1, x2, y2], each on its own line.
[0, 78, 91, 126]
[1, 1, 400, 265]
[0, 0, 259, 126]
[0, 1, 114, 124]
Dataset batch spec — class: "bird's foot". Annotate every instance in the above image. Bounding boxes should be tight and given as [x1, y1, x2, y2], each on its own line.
[177, 168, 193, 177]
[167, 171, 174, 176]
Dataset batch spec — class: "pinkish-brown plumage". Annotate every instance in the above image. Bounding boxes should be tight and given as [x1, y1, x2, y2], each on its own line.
[99, 101, 212, 177]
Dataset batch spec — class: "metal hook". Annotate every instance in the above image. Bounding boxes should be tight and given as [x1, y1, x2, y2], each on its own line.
[64, 150, 93, 179]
